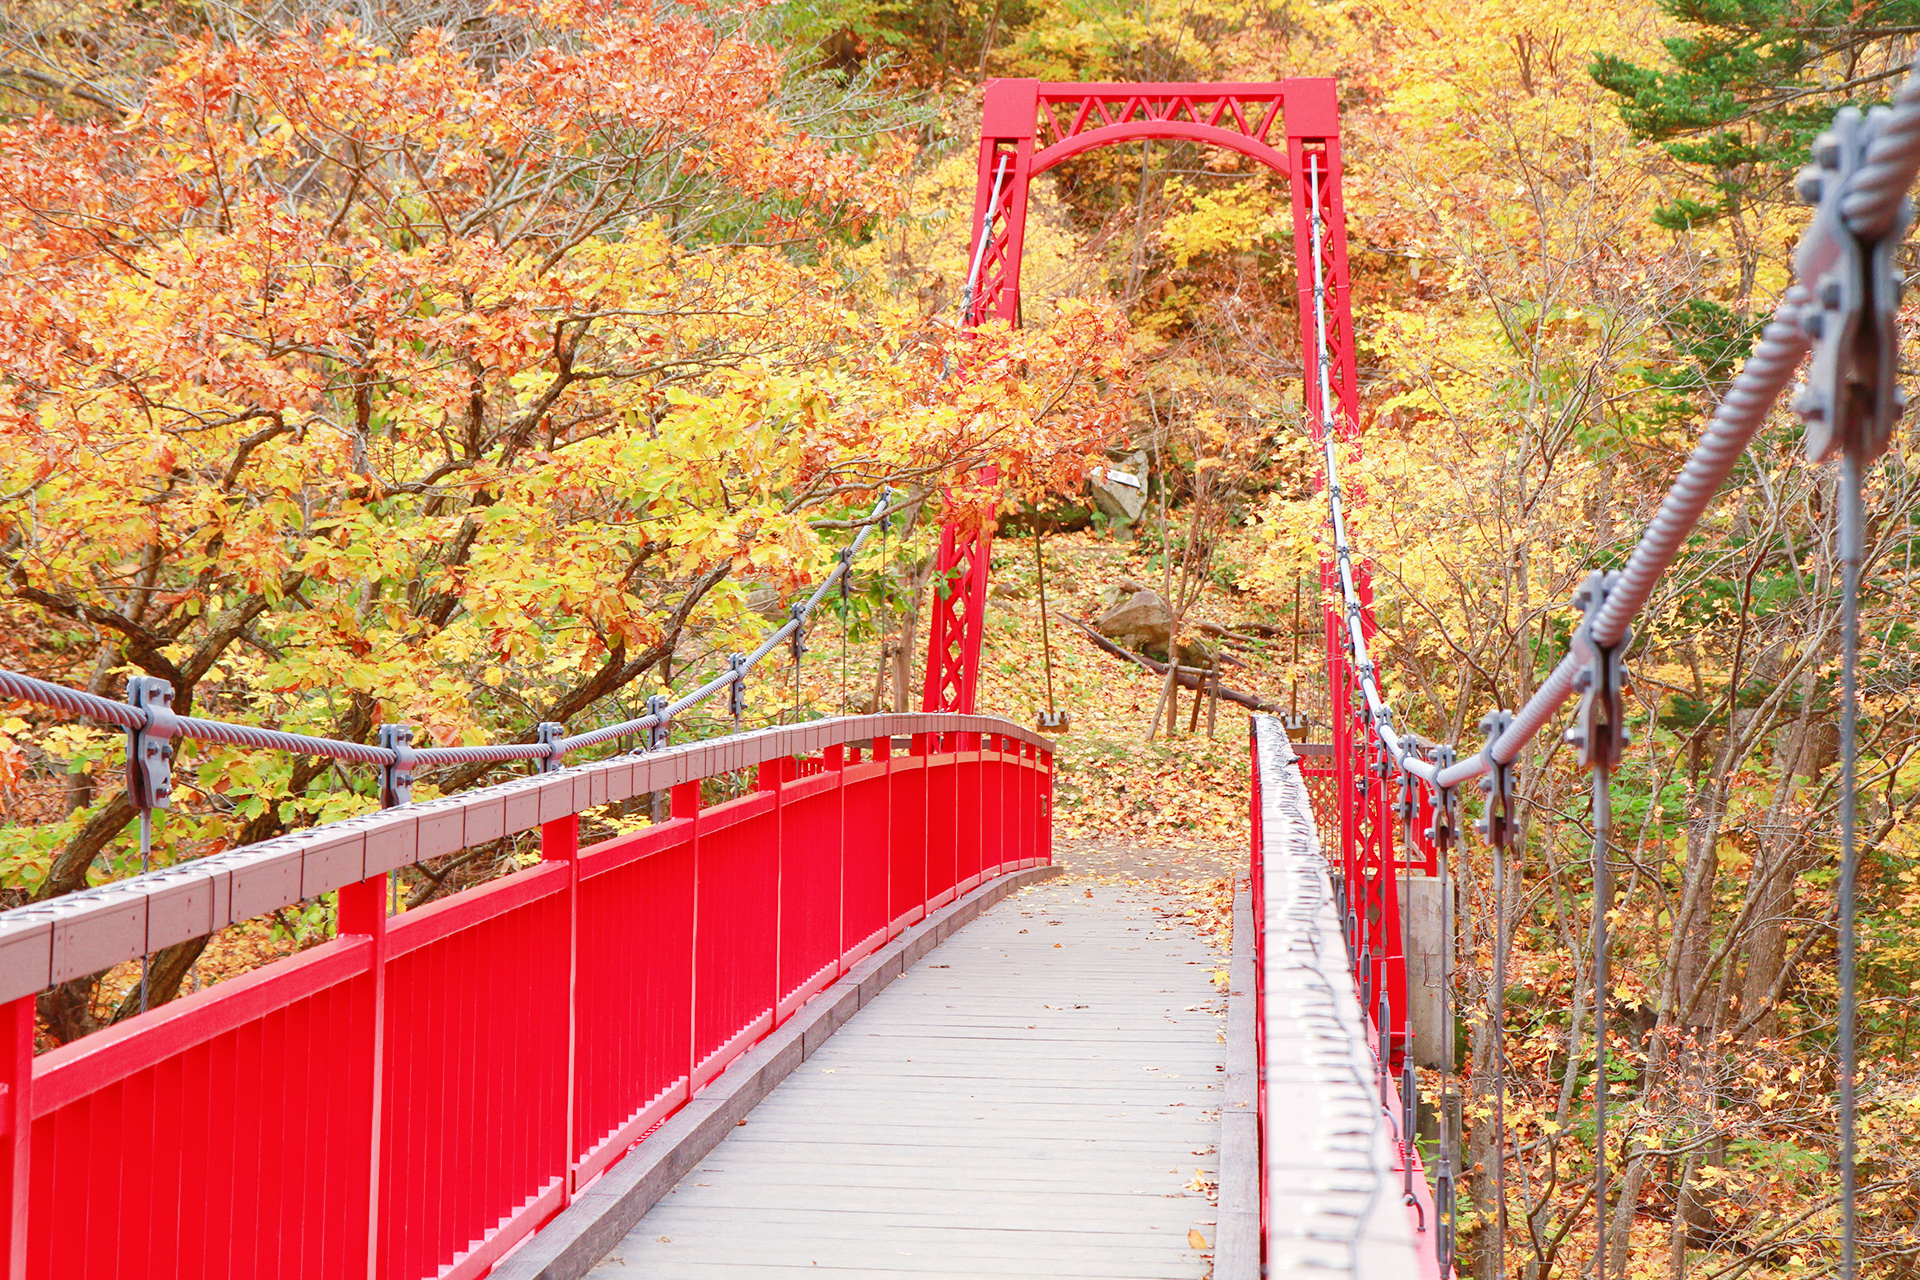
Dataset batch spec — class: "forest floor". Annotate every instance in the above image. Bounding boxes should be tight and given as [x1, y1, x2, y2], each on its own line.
[970, 526, 1297, 962]
[974, 529, 1299, 848]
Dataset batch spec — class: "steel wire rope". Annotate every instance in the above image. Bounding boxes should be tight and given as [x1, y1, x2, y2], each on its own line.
[1399, 765, 1418, 1208]
[1838, 455, 1864, 1280]
[1303, 148, 1397, 1280]
[1426, 36, 1920, 785]
[1591, 762, 1613, 1280]
[1434, 777, 1460, 1276]
[0, 496, 899, 776]
[1490, 760, 1512, 1276]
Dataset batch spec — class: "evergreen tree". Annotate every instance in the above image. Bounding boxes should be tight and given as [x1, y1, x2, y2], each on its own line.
[1592, 2, 1920, 231]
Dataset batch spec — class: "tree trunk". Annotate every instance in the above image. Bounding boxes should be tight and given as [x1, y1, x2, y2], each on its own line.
[1738, 671, 1832, 1036]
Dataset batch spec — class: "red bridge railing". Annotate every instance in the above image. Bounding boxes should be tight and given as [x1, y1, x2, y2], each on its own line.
[0, 713, 1053, 1280]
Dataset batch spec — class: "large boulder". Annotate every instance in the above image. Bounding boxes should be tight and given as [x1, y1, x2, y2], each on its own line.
[1095, 588, 1173, 649]
[1091, 451, 1150, 525]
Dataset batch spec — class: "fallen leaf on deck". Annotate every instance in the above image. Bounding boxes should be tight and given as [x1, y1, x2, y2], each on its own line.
[1188, 1229, 1208, 1249]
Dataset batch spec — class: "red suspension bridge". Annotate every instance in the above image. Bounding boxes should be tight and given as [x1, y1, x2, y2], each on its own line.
[0, 55, 1911, 1280]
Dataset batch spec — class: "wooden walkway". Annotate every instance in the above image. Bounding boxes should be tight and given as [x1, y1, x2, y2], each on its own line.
[586, 880, 1226, 1279]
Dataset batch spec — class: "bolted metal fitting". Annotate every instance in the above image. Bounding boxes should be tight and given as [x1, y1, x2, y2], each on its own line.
[378, 723, 415, 808]
[1425, 745, 1458, 851]
[1790, 105, 1912, 466]
[536, 721, 567, 774]
[646, 694, 670, 751]
[727, 654, 748, 724]
[125, 676, 179, 813]
[1475, 710, 1516, 849]
[789, 602, 807, 661]
[1565, 570, 1633, 772]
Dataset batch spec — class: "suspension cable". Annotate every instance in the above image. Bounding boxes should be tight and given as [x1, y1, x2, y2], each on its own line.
[1, 494, 901, 789]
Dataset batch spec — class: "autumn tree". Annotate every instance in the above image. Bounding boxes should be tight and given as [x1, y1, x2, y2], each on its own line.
[0, 0, 1133, 1040]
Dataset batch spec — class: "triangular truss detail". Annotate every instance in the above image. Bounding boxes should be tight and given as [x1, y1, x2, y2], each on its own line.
[1035, 85, 1289, 154]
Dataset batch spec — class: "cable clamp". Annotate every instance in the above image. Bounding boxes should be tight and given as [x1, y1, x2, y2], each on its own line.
[1792, 105, 1912, 465]
[378, 723, 415, 808]
[727, 654, 748, 723]
[789, 602, 807, 660]
[125, 676, 178, 813]
[1564, 570, 1632, 770]
[1474, 710, 1516, 847]
[1425, 744, 1458, 850]
[838, 548, 853, 605]
[536, 721, 567, 774]
[646, 694, 671, 751]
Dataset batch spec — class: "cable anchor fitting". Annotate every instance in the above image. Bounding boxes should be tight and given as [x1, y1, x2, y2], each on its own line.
[378, 724, 415, 808]
[646, 694, 671, 751]
[536, 722, 567, 775]
[1428, 744, 1451, 855]
[125, 676, 178, 814]
[727, 654, 748, 725]
[1791, 105, 1912, 466]
[1564, 570, 1633, 771]
[789, 602, 808, 661]
[1474, 710, 1516, 848]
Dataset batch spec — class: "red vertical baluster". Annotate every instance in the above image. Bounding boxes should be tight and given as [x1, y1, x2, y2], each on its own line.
[336, 874, 388, 1280]
[151, 1055, 184, 1280]
[676, 781, 701, 1087]
[914, 733, 931, 911]
[1023, 742, 1035, 866]
[0, 995, 29, 1280]
[825, 744, 845, 970]
[542, 814, 580, 1202]
[763, 759, 786, 1022]
[875, 735, 894, 937]
[249, 1010, 285, 1278]
[1042, 747, 1054, 866]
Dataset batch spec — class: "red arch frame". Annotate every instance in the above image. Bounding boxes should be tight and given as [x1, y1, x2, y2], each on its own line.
[921, 77, 1360, 718]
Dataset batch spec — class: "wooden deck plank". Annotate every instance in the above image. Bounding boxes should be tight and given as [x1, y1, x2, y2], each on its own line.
[588, 881, 1224, 1280]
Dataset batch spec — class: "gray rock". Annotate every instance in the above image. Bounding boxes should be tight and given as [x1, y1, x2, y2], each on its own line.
[1095, 588, 1173, 649]
[1091, 451, 1149, 524]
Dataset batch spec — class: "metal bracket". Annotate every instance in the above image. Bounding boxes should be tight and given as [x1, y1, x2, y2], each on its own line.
[125, 676, 178, 813]
[1565, 570, 1633, 771]
[789, 602, 807, 661]
[1474, 710, 1516, 848]
[838, 548, 853, 607]
[727, 654, 748, 725]
[1425, 745, 1458, 850]
[1792, 105, 1912, 465]
[378, 724, 415, 809]
[536, 722, 567, 774]
[646, 694, 670, 751]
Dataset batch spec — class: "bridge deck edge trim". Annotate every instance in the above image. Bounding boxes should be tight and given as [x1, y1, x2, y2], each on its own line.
[1214, 878, 1259, 1280]
[489, 861, 1065, 1280]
